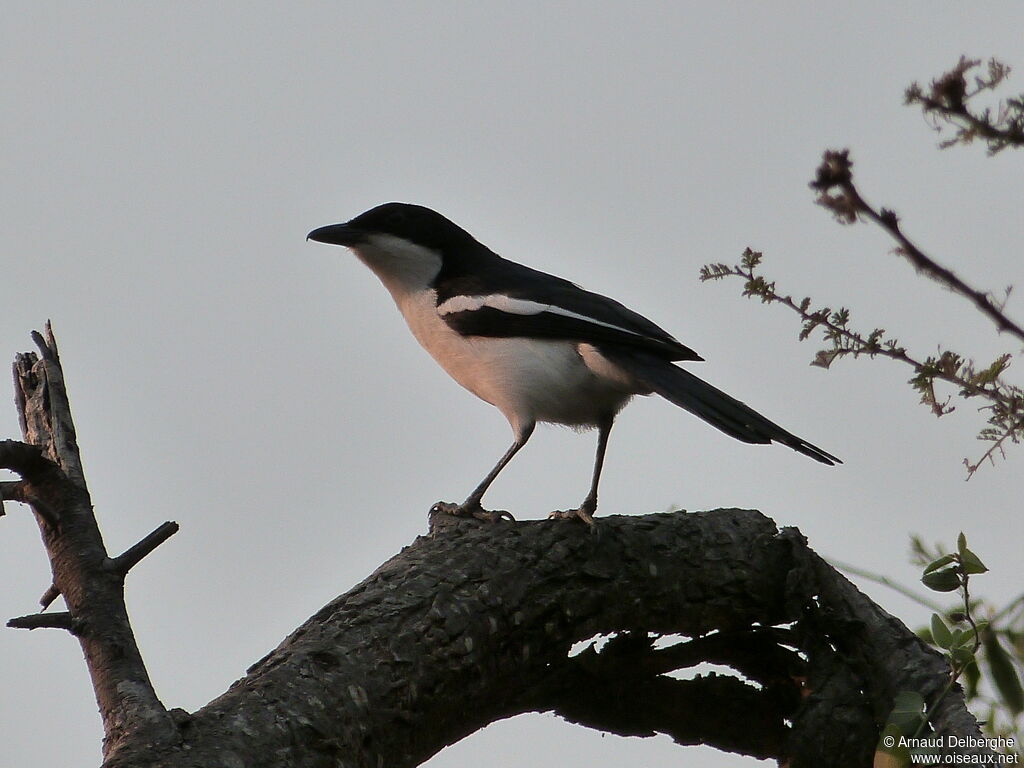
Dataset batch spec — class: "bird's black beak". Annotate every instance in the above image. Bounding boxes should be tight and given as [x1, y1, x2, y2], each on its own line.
[307, 222, 365, 246]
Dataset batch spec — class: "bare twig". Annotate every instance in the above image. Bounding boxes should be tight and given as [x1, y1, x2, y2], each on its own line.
[963, 425, 1019, 477]
[7, 611, 78, 633]
[39, 583, 61, 610]
[811, 149, 1024, 344]
[108, 521, 180, 577]
[31, 328, 55, 361]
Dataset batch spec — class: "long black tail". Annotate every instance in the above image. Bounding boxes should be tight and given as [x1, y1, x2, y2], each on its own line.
[605, 349, 841, 465]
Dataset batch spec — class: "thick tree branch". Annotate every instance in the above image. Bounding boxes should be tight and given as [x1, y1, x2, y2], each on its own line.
[537, 660, 790, 758]
[6, 327, 993, 767]
[8, 325, 178, 760]
[517, 628, 798, 758]
[96, 509, 991, 768]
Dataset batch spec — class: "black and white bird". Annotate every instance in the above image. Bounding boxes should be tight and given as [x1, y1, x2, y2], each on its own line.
[308, 203, 839, 524]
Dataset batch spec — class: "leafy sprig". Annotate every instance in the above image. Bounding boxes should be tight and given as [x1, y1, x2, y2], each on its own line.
[875, 536, 1021, 765]
[912, 536, 1024, 727]
[905, 57, 1024, 155]
[699, 249, 1023, 475]
[701, 58, 1024, 476]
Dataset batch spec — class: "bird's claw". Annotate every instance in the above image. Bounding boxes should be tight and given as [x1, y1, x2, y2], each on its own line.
[431, 501, 515, 523]
[548, 506, 596, 526]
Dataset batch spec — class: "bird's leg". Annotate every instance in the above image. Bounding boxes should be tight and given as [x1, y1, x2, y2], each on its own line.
[549, 416, 614, 526]
[432, 423, 535, 523]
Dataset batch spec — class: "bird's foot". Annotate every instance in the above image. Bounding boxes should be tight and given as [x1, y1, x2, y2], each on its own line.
[548, 505, 596, 526]
[431, 500, 515, 523]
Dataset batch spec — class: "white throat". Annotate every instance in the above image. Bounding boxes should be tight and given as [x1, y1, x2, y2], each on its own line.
[352, 234, 443, 301]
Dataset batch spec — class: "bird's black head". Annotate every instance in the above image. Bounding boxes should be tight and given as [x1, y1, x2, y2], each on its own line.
[307, 202, 479, 252]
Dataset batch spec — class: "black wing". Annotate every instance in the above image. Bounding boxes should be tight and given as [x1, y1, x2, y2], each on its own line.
[435, 247, 702, 362]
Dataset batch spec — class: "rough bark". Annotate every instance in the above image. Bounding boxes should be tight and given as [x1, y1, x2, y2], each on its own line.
[2, 326, 179, 758]
[101, 510, 993, 768]
[2, 327, 994, 767]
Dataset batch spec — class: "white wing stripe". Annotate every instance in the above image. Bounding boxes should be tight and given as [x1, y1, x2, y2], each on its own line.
[437, 293, 644, 338]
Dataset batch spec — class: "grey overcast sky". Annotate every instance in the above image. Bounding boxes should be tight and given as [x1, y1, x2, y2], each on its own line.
[2, 4, 1022, 766]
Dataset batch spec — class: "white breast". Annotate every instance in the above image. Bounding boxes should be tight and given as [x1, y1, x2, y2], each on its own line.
[396, 290, 637, 433]
[350, 235, 640, 434]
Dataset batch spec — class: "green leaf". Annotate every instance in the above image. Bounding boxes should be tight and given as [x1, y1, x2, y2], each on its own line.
[931, 614, 953, 649]
[983, 633, 1024, 715]
[950, 645, 976, 667]
[887, 691, 926, 735]
[957, 532, 967, 555]
[949, 627, 971, 649]
[812, 349, 841, 369]
[959, 547, 988, 575]
[963, 658, 981, 700]
[921, 568, 961, 592]
[971, 354, 1011, 385]
[923, 554, 955, 575]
